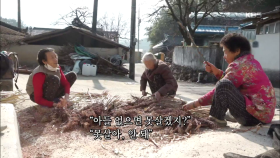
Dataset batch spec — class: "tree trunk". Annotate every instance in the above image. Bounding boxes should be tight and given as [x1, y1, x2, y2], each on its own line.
[182, 32, 194, 46]
[179, 26, 191, 45]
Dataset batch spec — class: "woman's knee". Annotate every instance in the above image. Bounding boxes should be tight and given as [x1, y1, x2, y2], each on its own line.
[45, 75, 60, 85]
[66, 71, 77, 82]
[216, 79, 234, 90]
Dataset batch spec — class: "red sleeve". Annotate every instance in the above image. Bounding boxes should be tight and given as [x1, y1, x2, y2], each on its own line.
[33, 73, 54, 107]
[197, 71, 222, 106]
[198, 88, 215, 106]
[59, 68, 70, 94]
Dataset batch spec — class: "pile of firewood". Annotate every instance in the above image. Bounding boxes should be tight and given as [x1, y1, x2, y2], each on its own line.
[57, 44, 75, 66]
[36, 91, 216, 136]
[92, 58, 129, 76]
[56, 45, 129, 76]
[171, 64, 206, 82]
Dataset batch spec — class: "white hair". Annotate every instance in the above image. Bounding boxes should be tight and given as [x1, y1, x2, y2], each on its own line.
[141, 52, 157, 63]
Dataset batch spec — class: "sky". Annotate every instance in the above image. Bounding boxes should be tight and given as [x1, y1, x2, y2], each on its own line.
[0, 0, 163, 40]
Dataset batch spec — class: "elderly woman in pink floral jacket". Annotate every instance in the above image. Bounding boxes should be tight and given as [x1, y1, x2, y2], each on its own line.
[183, 33, 276, 127]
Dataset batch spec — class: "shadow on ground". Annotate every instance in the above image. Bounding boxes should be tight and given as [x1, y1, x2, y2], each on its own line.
[217, 118, 280, 151]
[76, 74, 139, 90]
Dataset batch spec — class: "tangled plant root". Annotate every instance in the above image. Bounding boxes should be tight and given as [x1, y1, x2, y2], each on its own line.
[35, 92, 216, 136]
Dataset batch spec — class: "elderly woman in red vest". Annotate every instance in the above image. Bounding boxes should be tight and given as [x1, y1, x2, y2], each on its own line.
[26, 48, 77, 108]
[183, 33, 276, 127]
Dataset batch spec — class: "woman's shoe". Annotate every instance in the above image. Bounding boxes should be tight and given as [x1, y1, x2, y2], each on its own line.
[225, 111, 237, 123]
[209, 116, 227, 127]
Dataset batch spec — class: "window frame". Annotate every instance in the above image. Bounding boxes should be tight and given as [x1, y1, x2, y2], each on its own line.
[259, 20, 280, 35]
[275, 21, 280, 33]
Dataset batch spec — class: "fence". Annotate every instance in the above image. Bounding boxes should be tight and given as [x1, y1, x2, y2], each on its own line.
[173, 46, 225, 70]
[172, 46, 225, 82]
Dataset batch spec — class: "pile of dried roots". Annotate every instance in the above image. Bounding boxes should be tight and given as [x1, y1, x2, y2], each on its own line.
[34, 91, 216, 137]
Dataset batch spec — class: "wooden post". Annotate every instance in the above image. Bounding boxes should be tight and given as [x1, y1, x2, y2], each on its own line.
[129, 0, 136, 80]
[17, 0, 21, 30]
[92, 0, 98, 34]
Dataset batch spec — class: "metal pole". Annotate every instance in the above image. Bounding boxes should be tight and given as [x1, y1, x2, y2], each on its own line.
[129, 0, 136, 80]
[92, 0, 98, 34]
[17, 0, 21, 30]
[138, 9, 140, 54]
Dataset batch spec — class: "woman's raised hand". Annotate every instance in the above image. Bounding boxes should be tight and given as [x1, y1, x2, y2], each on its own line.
[204, 61, 220, 76]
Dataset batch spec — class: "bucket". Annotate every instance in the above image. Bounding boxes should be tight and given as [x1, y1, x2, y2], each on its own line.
[82, 64, 97, 76]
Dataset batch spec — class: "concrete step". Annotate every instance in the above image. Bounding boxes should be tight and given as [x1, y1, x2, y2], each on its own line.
[1, 103, 22, 158]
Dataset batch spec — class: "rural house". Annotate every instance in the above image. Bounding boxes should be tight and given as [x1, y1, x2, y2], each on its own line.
[0, 21, 27, 49]
[240, 6, 280, 88]
[5, 26, 129, 67]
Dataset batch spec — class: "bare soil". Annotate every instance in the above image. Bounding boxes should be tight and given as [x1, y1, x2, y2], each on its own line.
[14, 91, 216, 158]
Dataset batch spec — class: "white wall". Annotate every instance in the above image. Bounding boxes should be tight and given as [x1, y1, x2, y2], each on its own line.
[252, 33, 280, 70]
[252, 33, 280, 87]
[5, 45, 126, 67]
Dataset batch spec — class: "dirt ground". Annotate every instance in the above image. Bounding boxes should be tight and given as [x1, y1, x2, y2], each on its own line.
[15, 95, 277, 158]
[8, 72, 277, 158]
[16, 92, 214, 158]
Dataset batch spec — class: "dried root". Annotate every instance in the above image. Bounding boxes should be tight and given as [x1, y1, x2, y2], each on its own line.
[34, 92, 216, 136]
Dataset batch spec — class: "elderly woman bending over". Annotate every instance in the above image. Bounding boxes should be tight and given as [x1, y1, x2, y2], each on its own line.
[140, 53, 178, 101]
[183, 33, 276, 127]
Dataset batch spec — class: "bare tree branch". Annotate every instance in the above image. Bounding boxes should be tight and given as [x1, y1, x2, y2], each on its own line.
[193, 0, 221, 31]
[189, 0, 195, 11]
[148, 5, 167, 17]
[164, 0, 180, 22]
[53, 7, 92, 27]
[177, 0, 183, 21]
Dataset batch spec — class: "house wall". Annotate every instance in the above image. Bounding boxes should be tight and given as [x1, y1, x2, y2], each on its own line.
[251, 33, 280, 87]
[5, 45, 127, 67]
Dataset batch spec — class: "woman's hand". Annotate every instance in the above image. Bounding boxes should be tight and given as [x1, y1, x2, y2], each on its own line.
[142, 90, 147, 96]
[182, 100, 201, 111]
[53, 102, 61, 108]
[154, 91, 161, 102]
[59, 98, 67, 108]
[204, 61, 221, 76]
[64, 93, 74, 107]
[53, 98, 67, 108]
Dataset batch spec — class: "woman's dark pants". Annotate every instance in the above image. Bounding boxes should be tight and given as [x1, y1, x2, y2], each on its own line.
[30, 72, 77, 103]
[210, 79, 262, 126]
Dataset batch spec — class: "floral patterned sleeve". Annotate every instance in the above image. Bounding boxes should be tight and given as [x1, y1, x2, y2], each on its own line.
[215, 70, 224, 80]
[198, 64, 244, 106]
[222, 63, 244, 88]
[198, 88, 215, 106]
